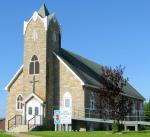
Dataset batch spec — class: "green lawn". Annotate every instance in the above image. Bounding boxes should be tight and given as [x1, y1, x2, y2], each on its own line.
[27, 130, 150, 137]
[0, 132, 13, 137]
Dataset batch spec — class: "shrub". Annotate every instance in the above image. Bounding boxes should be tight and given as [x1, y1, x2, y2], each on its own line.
[112, 123, 123, 133]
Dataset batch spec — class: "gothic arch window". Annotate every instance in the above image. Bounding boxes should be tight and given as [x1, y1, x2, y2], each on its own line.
[132, 100, 136, 114]
[90, 93, 95, 110]
[64, 92, 72, 108]
[29, 55, 40, 74]
[16, 95, 23, 110]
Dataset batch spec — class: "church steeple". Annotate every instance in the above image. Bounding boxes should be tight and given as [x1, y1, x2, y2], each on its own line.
[38, 4, 49, 17]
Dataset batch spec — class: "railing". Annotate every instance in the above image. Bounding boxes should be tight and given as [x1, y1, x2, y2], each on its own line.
[28, 115, 42, 131]
[28, 116, 36, 130]
[8, 115, 22, 130]
[72, 107, 145, 122]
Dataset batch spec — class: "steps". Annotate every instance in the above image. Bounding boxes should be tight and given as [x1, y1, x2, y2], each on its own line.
[8, 125, 28, 133]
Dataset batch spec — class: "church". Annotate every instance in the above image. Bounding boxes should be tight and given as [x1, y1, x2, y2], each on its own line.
[5, 4, 144, 132]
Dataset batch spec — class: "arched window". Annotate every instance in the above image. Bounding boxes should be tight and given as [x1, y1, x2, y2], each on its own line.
[64, 92, 72, 108]
[16, 95, 23, 110]
[132, 100, 136, 114]
[29, 55, 40, 74]
[90, 93, 95, 110]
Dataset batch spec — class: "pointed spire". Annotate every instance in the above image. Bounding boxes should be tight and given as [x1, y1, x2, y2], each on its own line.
[38, 4, 49, 17]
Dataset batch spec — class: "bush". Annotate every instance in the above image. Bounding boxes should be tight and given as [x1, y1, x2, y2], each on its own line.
[112, 123, 123, 133]
[112, 123, 119, 133]
[144, 126, 150, 130]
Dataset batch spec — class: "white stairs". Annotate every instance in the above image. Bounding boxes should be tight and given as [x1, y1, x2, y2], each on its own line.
[8, 115, 43, 133]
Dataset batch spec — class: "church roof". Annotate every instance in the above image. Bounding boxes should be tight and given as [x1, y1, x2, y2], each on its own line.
[56, 48, 145, 101]
[23, 93, 44, 104]
[5, 48, 144, 101]
[38, 4, 49, 17]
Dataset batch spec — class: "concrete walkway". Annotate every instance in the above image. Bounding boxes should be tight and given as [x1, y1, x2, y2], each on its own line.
[7, 133, 41, 137]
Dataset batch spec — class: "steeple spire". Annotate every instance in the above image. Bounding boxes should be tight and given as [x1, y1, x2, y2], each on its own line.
[38, 4, 49, 17]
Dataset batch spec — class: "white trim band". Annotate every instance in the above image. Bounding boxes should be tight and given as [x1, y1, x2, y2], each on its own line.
[5, 65, 23, 91]
[53, 52, 85, 86]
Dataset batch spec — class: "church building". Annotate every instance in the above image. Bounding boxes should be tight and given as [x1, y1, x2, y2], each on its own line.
[5, 4, 144, 132]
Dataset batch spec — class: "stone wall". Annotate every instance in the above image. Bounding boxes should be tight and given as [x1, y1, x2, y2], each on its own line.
[23, 17, 47, 101]
[6, 72, 23, 130]
[44, 19, 60, 128]
[59, 61, 85, 118]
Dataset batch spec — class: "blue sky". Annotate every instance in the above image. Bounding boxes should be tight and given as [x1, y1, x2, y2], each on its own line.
[0, 0, 150, 117]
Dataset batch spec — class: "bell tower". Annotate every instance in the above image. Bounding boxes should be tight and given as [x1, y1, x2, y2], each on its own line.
[23, 4, 61, 103]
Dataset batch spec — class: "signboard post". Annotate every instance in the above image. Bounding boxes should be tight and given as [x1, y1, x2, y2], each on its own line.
[60, 108, 72, 124]
[60, 107, 72, 131]
[54, 110, 61, 131]
[54, 108, 72, 132]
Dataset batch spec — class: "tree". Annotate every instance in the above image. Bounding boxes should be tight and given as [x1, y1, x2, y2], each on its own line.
[96, 65, 132, 131]
[144, 100, 150, 121]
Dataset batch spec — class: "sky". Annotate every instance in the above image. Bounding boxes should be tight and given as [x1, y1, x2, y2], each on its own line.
[0, 0, 150, 117]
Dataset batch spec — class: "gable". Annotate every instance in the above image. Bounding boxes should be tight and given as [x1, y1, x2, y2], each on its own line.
[23, 93, 44, 104]
[5, 65, 23, 92]
[53, 52, 84, 86]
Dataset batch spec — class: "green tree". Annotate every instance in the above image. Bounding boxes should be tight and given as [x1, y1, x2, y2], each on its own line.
[144, 101, 150, 121]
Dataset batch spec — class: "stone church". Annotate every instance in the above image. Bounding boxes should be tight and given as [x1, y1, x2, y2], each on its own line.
[5, 4, 144, 132]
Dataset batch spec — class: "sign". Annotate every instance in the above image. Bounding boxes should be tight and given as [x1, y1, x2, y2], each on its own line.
[60, 107, 72, 124]
[54, 110, 61, 125]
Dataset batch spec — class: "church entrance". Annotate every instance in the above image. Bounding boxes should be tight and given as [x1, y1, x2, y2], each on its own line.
[24, 93, 44, 125]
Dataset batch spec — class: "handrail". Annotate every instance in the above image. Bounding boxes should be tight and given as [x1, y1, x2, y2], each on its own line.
[72, 107, 145, 121]
[8, 115, 16, 130]
[28, 115, 36, 130]
[8, 115, 22, 130]
[28, 115, 42, 131]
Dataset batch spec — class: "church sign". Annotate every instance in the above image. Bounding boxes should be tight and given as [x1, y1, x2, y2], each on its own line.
[54, 110, 61, 125]
[60, 108, 72, 124]
[54, 108, 72, 125]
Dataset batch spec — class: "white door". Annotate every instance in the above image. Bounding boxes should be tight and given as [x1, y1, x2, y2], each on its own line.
[26, 99, 42, 125]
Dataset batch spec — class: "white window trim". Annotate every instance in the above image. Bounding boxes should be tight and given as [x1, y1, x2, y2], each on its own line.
[16, 94, 23, 111]
[63, 92, 72, 109]
[64, 98, 71, 108]
[28, 107, 33, 115]
[28, 55, 40, 75]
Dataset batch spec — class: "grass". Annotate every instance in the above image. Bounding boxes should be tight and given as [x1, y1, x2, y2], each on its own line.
[26, 130, 150, 137]
[0, 131, 13, 137]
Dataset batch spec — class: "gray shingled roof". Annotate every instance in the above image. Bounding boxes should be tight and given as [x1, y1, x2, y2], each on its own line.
[57, 48, 145, 101]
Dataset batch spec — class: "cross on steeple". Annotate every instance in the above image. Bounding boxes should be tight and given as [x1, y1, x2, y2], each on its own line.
[30, 75, 39, 93]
